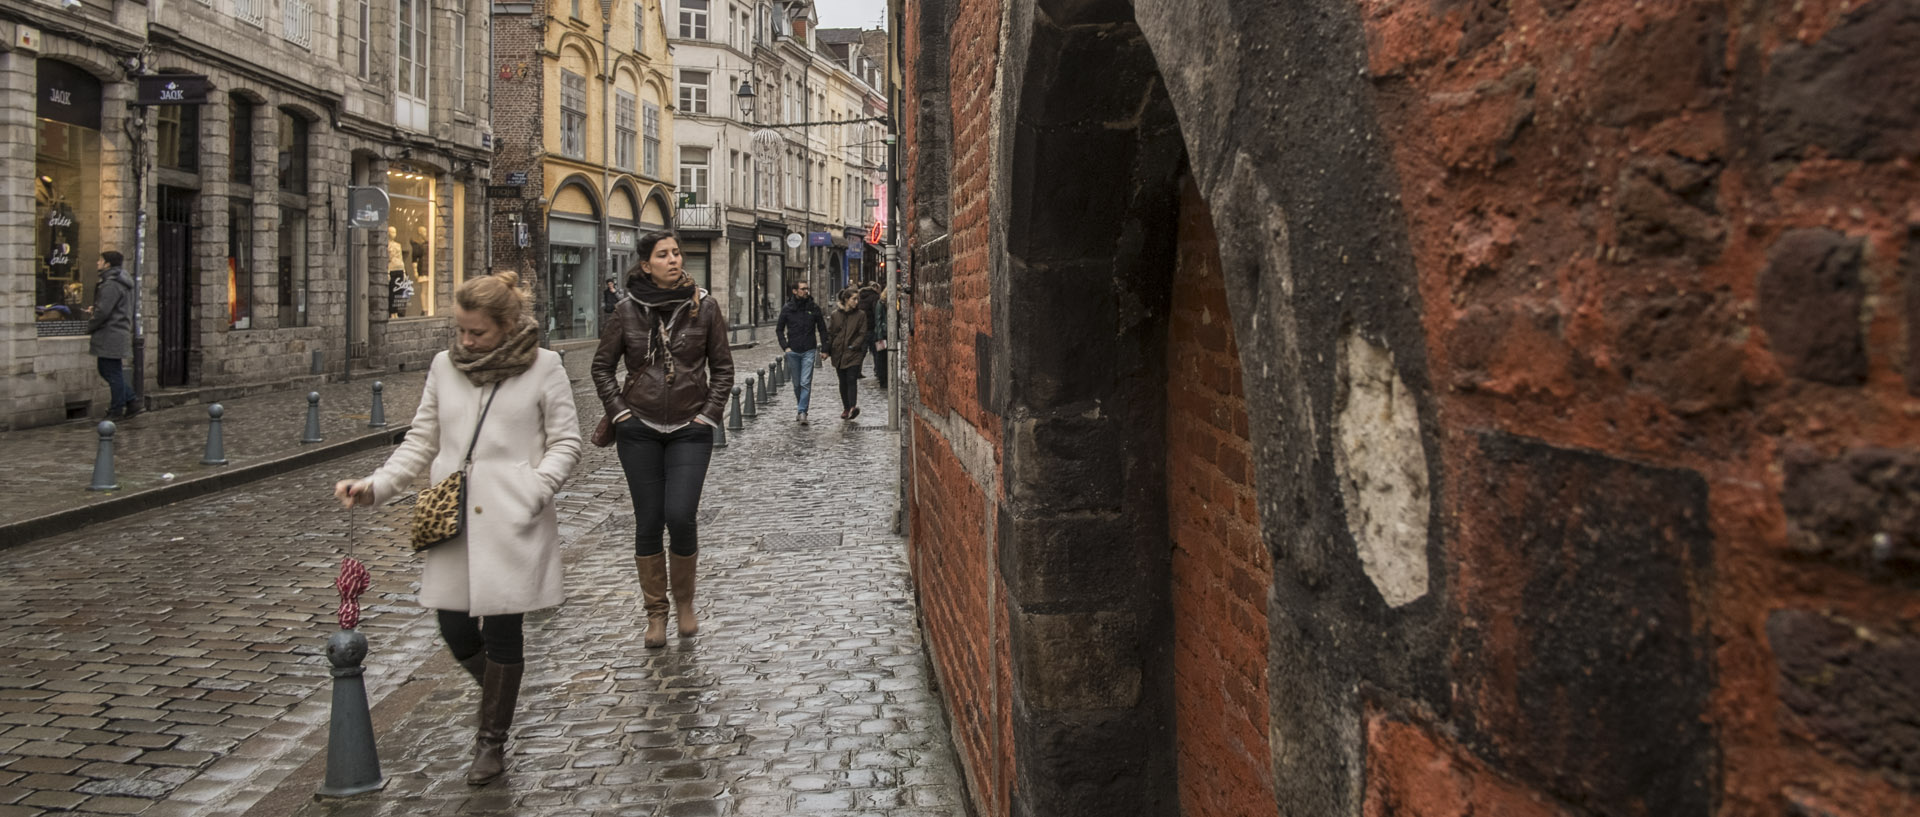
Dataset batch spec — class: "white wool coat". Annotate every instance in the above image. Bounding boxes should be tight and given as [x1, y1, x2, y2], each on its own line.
[367, 349, 583, 616]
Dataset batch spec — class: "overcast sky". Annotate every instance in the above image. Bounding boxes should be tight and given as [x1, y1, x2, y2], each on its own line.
[814, 0, 888, 29]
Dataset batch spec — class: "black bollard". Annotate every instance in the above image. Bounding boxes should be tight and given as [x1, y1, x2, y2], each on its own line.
[743, 378, 758, 419]
[87, 421, 118, 492]
[727, 386, 744, 431]
[757, 368, 772, 406]
[713, 414, 728, 448]
[316, 629, 385, 797]
[202, 404, 228, 466]
[367, 382, 387, 428]
[772, 358, 784, 388]
[302, 392, 324, 443]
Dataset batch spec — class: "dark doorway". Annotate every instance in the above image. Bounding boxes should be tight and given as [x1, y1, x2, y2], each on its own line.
[157, 186, 195, 388]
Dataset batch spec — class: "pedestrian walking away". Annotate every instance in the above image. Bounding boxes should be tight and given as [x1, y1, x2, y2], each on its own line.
[825, 286, 869, 422]
[331, 270, 584, 786]
[776, 279, 830, 424]
[88, 251, 138, 419]
[860, 281, 890, 389]
[593, 230, 735, 649]
[602, 278, 621, 314]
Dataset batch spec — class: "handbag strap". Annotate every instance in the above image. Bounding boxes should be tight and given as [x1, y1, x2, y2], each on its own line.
[461, 384, 501, 469]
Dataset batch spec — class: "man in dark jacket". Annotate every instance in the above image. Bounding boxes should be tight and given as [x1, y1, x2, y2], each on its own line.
[776, 280, 830, 424]
[88, 251, 138, 419]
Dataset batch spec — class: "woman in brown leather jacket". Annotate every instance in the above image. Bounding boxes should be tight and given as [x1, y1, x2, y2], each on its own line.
[824, 287, 869, 421]
[591, 231, 735, 648]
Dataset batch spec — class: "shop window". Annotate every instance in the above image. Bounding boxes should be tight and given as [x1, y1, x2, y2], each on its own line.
[33, 60, 104, 337]
[228, 199, 253, 328]
[277, 110, 307, 194]
[561, 71, 587, 160]
[231, 96, 254, 186]
[679, 0, 707, 39]
[156, 103, 199, 172]
[278, 205, 308, 327]
[615, 90, 636, 170]
[547, 216, 599, 341]
[679, 70, 708, 115]
[386, 165, 436, 318]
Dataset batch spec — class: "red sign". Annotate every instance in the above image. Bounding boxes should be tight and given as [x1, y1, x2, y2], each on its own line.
[869, 182, 887, 244]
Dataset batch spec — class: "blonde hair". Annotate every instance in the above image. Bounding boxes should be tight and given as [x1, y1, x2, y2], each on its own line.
[456, 270, 529, 329]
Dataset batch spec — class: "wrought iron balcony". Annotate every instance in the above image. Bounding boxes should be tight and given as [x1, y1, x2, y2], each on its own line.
[675, 203, 722, 232]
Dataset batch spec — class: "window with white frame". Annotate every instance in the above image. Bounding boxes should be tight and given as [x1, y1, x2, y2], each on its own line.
[451, 11, 467, 111]
[282, 0, 313, 48]
[560, 70, 587, 159]
[729, 150, 741, 204]
[633, 2, 645, 50]
[395, 0, 430, 131]
[679, 0, 708, 39]
[615, 90, 636, 170]
[642, 101, 661, 177]
[678, 70, 708, 115]
[679, 147, 709, 204]
[354, 0, 371, 79]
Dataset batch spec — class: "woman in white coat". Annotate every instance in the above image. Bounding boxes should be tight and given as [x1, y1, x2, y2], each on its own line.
[332, 269, 581, 786]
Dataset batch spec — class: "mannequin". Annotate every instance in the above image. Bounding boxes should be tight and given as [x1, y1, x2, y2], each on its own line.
[387, 226, 411, 317]
[411, 225, 430, 279]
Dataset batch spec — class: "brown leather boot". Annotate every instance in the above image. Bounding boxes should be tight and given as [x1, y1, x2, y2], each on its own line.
[669, 553, 698, 637]
[456, 653, 487, 688]
[466, 660, 522, 785]
[635, 553, 670, 648]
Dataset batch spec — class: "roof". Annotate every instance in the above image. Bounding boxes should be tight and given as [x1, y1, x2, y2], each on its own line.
[816, 27, 864, 44]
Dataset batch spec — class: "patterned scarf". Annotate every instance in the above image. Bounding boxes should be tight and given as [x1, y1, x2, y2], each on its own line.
[448, 316, 540, 385]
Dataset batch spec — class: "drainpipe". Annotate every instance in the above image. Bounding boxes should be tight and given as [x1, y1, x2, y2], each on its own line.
[602, 11, 613, 310]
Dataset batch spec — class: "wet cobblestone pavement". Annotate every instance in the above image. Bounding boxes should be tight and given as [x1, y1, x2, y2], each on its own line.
[0, 346, 958, 817]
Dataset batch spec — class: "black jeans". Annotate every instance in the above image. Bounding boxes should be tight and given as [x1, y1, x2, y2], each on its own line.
[872, 348, 889, 388]
[615, 420, 714, 557]
[837, 366, 860, 412]
[437, 610, 525, 664]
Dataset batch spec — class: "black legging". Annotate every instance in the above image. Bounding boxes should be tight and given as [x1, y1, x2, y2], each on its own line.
[615, 420, 714, 557]
[837, 366, 860, 411]
[437, 610, 525, 665]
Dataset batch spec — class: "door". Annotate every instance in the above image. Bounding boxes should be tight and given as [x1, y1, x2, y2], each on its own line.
[158, 186, 195, 388]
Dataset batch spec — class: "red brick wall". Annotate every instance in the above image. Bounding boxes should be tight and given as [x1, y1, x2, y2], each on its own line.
[1366, 0, 1920, 813]
[1167, 177, 1276, 817]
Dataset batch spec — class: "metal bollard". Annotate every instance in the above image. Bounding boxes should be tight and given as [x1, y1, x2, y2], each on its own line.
[742, 378, 758, 419]
[757, 368, 773, 406]
[727, 386, 744, 431]
[316, 629, 385, 797]
[713, 414, 728, 448]
[87, 421, 118, 492]
[302, 392, 324, 443]
[772, 358, 784, 388]
[202, 404, 228, 466]
[367, 382, 387, 428]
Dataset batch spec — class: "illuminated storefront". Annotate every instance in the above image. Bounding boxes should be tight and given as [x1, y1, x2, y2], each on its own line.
[32, 60, 103, 337]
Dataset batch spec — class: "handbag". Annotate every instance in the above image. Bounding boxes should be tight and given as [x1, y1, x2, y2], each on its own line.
[409, 384, 500, 552]
[592, 414, 615, 447]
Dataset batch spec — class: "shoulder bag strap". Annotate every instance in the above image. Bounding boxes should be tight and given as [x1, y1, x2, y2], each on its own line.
[461, 384, 501, 470]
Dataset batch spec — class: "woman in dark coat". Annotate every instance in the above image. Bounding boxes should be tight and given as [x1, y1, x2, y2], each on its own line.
[824, 287, 869, 421]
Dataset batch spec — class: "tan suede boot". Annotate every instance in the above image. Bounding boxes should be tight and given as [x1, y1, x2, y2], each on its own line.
[635, 553, 670, 648]
[466, 660, 522, 785]
[669, 553, 698, 637]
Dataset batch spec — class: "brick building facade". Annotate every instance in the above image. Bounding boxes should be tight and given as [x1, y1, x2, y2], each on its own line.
[892, 0, 1920, 815]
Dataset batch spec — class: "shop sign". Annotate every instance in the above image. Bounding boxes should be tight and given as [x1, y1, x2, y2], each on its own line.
[506, 171, 528, 185]
[44, 204, 77, 281]
[609, 227, 637, 247]
[37, 59, 102, 130]
[808, 231, 832, 247]
[847, 246, 863, 260]
[514, 222, 530, 248]
[486, 184, 524, 199]
[784, 232, 802, 249]
[347, 187, 390, 229]
[136, 75, 211, 106]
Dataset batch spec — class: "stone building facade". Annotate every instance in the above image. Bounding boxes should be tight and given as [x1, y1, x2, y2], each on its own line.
[488, 0, 675, 348]
[893, 1, 1920, 816]
[1, 0, 494, 430]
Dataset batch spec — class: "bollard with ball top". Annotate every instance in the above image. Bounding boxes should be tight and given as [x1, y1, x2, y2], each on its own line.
[757, 368, 772, 406]
[742, 378, 758, 419]
[88, 421, 118, 492]
[302, 392, 324, 443]
[727, 386, 744, 431]
[368, 382, 387, 428]
[202, 404, 228, 466]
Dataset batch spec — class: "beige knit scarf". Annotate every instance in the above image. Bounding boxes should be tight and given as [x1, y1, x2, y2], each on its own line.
[448, 316, 540, 386]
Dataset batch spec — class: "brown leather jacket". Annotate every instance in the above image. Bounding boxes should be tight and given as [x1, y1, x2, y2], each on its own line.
[591, 291, 734, 426]
[825, 304, 869, 370]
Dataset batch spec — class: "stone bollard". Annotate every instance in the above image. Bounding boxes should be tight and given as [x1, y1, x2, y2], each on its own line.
[742, 378, 758, 419]
[202, 404, 229, 466]
[316, 629, 385, 797]
[757, 368, 773, 406]
[302, 392, 324, 443]
[367, 382, 387, 428]
[727, 386, 744, 431]
[87, 421, 118, 492]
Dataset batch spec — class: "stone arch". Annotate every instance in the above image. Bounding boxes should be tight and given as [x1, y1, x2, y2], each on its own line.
[639, 185, 673, 230]
[555, 34, 600, 72]
[989, 1, 1188, 815]
[550, 174, 602, 219]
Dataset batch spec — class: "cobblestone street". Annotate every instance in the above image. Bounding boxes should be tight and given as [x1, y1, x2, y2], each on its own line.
[0, 345, 959, 817]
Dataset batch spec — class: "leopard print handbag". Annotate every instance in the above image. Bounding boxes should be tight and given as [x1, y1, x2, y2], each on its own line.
[409, 385, 501, 552]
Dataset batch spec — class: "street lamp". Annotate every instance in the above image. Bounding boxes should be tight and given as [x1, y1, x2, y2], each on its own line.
[735, 81, 756, 121]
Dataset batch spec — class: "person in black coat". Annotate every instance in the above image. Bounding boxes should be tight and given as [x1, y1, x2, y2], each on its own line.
[776, 280, 830, 424]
